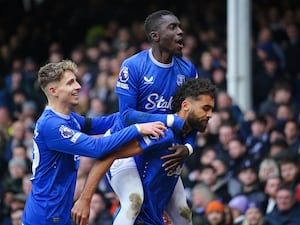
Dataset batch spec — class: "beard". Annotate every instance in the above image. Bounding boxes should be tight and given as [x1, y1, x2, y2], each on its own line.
[187, 116, 207, 133]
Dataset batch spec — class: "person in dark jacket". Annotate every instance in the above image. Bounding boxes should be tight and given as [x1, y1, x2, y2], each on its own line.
[265, 185, 300, 225]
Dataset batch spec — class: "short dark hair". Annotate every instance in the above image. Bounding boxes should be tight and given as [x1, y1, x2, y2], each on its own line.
[172, 78, 217, 113]
[144, 10, 174, 41]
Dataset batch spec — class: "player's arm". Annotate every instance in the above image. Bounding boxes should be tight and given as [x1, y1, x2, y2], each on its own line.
[72, 140, 143, 225]
[119, 93, 184, 132]
[44, 119, 166, 158]
[72, 112, 120, 135]
[161, 130, 197, 171]
[71, 128, 174, 225]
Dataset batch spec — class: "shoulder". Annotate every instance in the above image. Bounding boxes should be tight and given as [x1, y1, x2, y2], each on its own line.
[38, 110, 70, 131]
[174, 56, 197, 75]
[123, 50, 149, 64]
[174, 56, 195, 67]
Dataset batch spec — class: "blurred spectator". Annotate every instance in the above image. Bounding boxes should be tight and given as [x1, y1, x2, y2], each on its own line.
[265, 186, 300, 225]
[104, 74, 118, 114]
[10, 193, 26, 212]
[191, 183, 217, 225]
[258, 82, 299, 120]
[208, 42, 226, 69]
[4, 120, 25, 163]
[9, 89, 28, 121]
[11, 144, 31, 173]
[263, 175, 282, 214]
[0, 190, 14, 225]
[241, 201, 266, 225]
[223, 205, 234, 225]
[2, 158, 27, 194]
[10, 207, 24, 225]
[258, 158, 280, 185]
[255, 26, 286, 70]
[245, 116, 269, 164]
[268, 138, 289, 158]
[275, 103, 294, 131]
[283, 119, 300, 154]
[198, 165, 231, 203]
[228, 195, 248, 225]
[268, 128, 285, 145]
[89, 71, 109, 102]
[276, 152, 300, 192]
[284, 23, 300, 86]
[227, 138, 248, 178]
[233, 160, 267, 205]
[197, 51, 214, 79]
[204, 200, 226, 225]
[214, 121, 238, 162]
[88, 189, 112, 225]
[252, 55, 282, 110]
[186, 145, 217, 181]
[86, 97, 106, 118]
[211, 67, 227, 92]
[211, 157, 229, 179]
[216, 91, 244, 126]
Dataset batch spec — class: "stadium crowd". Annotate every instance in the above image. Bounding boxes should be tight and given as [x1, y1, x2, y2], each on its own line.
[0, 0, 300, 224]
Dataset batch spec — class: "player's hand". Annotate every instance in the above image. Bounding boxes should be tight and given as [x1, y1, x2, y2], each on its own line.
[71, 198, 90, 225]
[138, 121, 167, 139]
[160, 144, 189, 172]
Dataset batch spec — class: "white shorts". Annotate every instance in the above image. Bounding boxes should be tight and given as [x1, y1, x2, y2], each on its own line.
[108, 157, 137, 180]
[105, 128, 137, 180]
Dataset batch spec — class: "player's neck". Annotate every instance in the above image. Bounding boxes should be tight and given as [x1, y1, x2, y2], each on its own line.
[48, 101, 72, 115]
[151, 48, 172, 64]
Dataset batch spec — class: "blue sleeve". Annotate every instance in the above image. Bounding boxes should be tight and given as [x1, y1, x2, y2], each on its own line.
[184, 130, 197, 148]
[43, 118, 140, 158]
[72, 112, 120, 135]
[118, 93, 184, 131]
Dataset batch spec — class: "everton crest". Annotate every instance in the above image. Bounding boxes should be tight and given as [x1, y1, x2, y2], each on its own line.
[176, 75, 185, 86]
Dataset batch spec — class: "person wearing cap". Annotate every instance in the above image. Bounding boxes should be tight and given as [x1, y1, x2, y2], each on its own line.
[228, 195, 248, 225]
[204, 200, 226, 225]
[241, 201, 266, 225]
[234, 159, 267, 207]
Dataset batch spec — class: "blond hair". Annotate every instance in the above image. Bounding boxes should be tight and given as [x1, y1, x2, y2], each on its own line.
[38, 60, 78, 92]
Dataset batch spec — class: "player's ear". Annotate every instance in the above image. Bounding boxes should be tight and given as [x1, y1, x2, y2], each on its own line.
[150, 31, 159, 42]
[182, 99, 190, 112]
[48, 84, 58, 97]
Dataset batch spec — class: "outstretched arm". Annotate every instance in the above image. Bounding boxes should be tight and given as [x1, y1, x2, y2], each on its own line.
[119, 93, 184, 132]
[72, 140, 143, 225]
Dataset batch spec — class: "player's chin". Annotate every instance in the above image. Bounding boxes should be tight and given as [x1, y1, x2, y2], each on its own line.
[71, 100, 79, 106]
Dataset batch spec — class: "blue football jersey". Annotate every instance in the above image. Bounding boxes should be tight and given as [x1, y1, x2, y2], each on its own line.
[134, 131, 184, 225]
[109, 49, 198, 224]
[22, 108, 142, 225]
[113, 48, 198, 131]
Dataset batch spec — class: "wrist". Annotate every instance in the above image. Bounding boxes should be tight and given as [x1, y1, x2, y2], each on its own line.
[168, 114, 184, 132]
[135, 124, 141, 133]
[185, 143, 193, 156]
